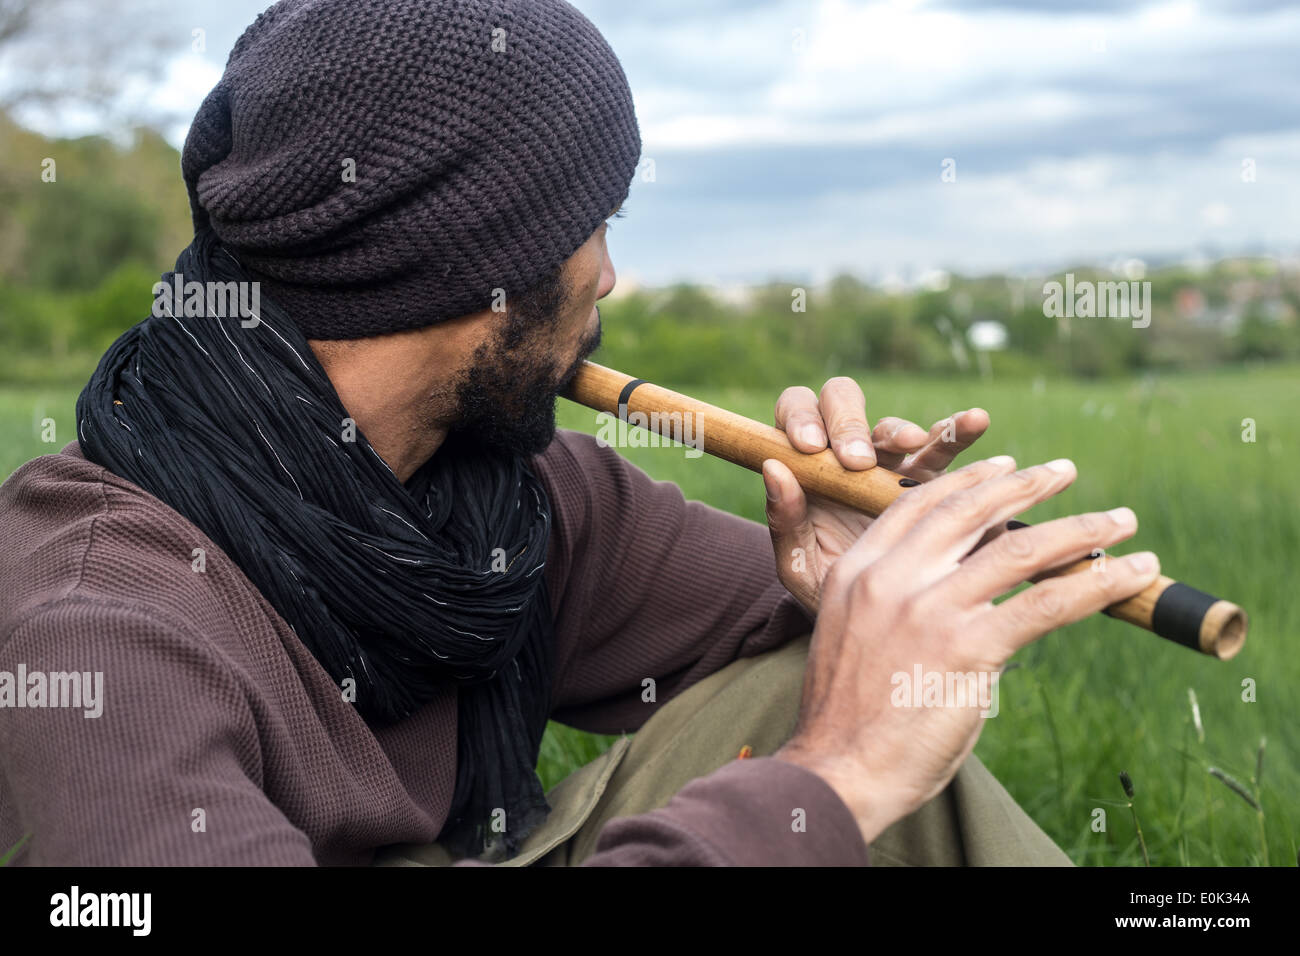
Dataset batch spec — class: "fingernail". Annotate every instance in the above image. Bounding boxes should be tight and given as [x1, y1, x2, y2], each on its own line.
[763, 464, 780, 501]
[846, 439, 873, 459]
[1126, 551, 1156, 573]
[799, 424, 825, 447]
[1045, 458, 1074, 473]
[988, 455, 1015, 466]
[1106, 506, 1136, 527]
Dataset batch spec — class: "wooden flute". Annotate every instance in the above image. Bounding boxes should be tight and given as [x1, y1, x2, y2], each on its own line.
[562, 360, 1247, 660]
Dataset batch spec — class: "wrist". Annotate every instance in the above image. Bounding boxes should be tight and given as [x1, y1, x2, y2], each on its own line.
[771, 743, 900, 848]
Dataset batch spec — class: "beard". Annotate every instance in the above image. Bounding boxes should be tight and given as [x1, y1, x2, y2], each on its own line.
[449, 307, 602, 459]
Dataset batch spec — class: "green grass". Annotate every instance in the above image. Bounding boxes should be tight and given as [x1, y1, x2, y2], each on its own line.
[546, 361, 1298, 866]
[3, 363, 1296, 865]
[0, 386, 84, 478]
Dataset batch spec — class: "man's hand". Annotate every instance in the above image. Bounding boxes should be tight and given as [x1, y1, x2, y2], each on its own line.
[765, 375, 990, 615]
[772, 455, 1158, 848]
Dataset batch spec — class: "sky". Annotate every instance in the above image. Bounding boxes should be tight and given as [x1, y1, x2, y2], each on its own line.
[10, 0, 1300, 289]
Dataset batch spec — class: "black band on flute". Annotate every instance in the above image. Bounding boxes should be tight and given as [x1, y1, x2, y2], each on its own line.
[1149, 582, 1217, 651]
[617, 378, 647, 422]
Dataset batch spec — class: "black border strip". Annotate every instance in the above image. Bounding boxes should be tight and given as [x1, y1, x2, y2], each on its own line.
[1150, 582, 1217, 651]
[616, 378, 647, 422]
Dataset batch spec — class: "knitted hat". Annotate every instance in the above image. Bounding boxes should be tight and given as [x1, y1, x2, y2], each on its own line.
[180, 0, 641, 339]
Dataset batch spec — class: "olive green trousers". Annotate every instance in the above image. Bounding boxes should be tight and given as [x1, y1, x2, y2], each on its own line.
[374, 633, 1072, 867]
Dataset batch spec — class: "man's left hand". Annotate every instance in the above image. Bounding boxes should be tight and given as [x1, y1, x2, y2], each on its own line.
[764, 376, 990, 616]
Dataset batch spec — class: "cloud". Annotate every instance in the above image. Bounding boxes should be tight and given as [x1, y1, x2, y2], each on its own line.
[612, 128, 1300, 285]
[11, 0, 1297, 281]
[623, 0, 1300, 157]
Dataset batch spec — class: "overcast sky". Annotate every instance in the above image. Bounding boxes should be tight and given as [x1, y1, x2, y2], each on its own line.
[15, 0, 1300, 288]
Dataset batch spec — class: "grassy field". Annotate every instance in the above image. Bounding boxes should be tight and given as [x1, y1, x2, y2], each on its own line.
[3, 362, 1296, 865]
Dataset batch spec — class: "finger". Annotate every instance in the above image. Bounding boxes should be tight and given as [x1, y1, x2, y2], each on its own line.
[763, 458, 818, 579]
[949, 506, 1139, 606]
[880, 458, 1079, 594]
[966, 519, 1016, 557]
[978, 550, 1161, 661]
[871, 417, 930, 471]
[774, 386, 828, 453]
[818, 376, 875, 469]
[901, 408, 991, 479]
[826, 454, 1019, 588]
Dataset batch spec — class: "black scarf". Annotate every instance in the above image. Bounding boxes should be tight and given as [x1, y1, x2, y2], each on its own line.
[75, 230, 555, 860]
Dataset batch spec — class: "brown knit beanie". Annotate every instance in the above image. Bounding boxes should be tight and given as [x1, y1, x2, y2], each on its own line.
[180, 0, 641, 339]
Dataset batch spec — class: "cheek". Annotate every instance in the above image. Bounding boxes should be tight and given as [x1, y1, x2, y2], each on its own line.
[566, 300, 595, 348]
[569, 262, 603, 328]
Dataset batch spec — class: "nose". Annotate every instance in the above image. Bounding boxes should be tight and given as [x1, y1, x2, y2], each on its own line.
[596, 243, 617, 300]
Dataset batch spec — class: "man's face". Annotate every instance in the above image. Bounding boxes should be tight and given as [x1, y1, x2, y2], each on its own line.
[451, 221, 618, 457]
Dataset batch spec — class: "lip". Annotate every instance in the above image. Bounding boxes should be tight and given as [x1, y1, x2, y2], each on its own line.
[557, 318, 602, 390]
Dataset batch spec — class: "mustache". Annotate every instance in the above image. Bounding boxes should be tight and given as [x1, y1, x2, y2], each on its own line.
[555, 312, 602, 392]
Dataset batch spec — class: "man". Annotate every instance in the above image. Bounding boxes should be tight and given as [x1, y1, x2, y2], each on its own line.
[0, 0, 1159, 866]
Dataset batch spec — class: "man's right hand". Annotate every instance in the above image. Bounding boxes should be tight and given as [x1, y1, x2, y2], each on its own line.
[772, 454, 1160, 848]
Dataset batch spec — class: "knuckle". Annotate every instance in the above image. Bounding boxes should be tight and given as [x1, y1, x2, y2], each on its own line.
[873, 416, 902, 435]
[1000, 526, 1035, 560]
[822, 562, 853, 600]
[902, 592, 942, 634]
[775, 386, 816, 419]
[1095, 565, 1131, 597]
[830, 416, 869, 440]
[848, 567, 889, 611]
[1008, 467, 1040, 491]
[1085, 568, 1126, 607]
[905, 463, 983, 512]
[1073, 512, 1102, 541]
[936, 487, 988, 525]
[848, 568, 874, 603]
[956, 457, 1002, 483]
[1025, 583, 1066, 621]
[933, 492, 971, 521]
[883, 487, 925, 525]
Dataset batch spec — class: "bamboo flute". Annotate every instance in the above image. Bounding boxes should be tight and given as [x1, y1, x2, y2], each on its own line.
[563, 360, 1247, 660]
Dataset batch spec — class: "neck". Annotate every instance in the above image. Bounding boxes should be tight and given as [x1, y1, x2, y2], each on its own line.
[355, 402, 449, 485]
[309, 334, 464, 485]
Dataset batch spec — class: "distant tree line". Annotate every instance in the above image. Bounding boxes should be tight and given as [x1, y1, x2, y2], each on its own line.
[1, 110, 1296, 389]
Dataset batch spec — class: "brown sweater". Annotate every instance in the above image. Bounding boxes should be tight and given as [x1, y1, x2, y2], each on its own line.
[0, 431, 870, 866]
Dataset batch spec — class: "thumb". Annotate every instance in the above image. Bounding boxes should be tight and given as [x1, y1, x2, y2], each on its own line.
[763, 458, 819, 586]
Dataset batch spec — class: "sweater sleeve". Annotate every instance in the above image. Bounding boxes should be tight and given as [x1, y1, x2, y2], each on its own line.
[450, 756, 870, 867]
[0, 599, 317, 865]
[537, 430, 814, 735]
[579, 757, 871, 866]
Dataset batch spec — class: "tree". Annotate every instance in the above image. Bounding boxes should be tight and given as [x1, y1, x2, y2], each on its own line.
[0, 0, 176, 129]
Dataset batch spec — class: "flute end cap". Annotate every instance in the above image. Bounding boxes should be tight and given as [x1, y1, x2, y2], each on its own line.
[1204, 601, 1248, 661]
